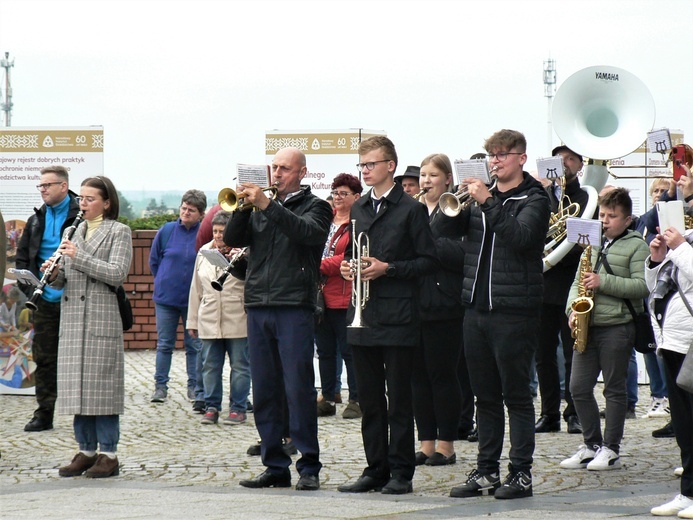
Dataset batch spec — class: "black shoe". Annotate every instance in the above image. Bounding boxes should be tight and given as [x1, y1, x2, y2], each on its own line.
[239, 469, 291, 488]
[625, 407, 637, 420]
[381, 477, 413, 495]
[599, 408, 606, 418]
[282, 438, 298, 455]
[24, 417, 53, 432]
[566, 415, 583, 434]
[494, 467, 532, 500]
[425, 452, 456, 466]
[296, 473, 320, 491]
[652, 421, 675, 438]
[415, 451, 429, 466]
[535, 415, 560, 433]
[450, 469, 500, 498]
[338, 475, 388, 493]
[246, 400, 253, 413]
[467, 428, 478, 443]
[247, 440, 262, 456]
[192, 401, 205, 414]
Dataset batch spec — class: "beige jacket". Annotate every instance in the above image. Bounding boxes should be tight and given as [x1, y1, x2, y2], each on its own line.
[186, 241, 247, 339]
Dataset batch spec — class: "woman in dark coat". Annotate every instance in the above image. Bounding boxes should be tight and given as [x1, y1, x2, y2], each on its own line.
[49, 176, 132, 479]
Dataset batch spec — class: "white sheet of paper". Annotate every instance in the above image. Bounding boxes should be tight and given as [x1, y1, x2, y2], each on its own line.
[453, 159, 490, 186]
[7, 268, 42, 287]
[536, 156, 564, 180]
[237, 164, 270, 186]
[656, 200, 685, 234]
[647, 128, 672, 155]
[199, 249, 230, 268]
[566, 217, 602, 247]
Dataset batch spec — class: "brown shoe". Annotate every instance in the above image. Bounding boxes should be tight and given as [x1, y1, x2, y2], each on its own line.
[59, 452, 98, 477]
[317, 400, 336, 417]
[85, 454, 120, 478]
[334, 393, 343, 404]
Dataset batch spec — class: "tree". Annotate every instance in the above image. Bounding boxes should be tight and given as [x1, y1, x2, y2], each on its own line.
[117, 191, 136, 220]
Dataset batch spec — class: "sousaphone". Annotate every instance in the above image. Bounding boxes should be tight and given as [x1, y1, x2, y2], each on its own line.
[544, 65, 656, 272]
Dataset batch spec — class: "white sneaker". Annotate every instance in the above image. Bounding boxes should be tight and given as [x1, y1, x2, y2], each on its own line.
[678, 503, 693, 519]
[649, 397, 671, 418]
[676, 467, 684, 477]
[586, 446, 621, 471]
[560, 444, 597, 469]
[651, 494, 693, 516]
[644, 397, 664, 418]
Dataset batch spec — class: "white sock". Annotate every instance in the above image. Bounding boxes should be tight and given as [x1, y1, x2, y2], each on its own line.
[80, 450, 96, 457]
[100, 451, 117, 459]
[327, 401, 335, 406]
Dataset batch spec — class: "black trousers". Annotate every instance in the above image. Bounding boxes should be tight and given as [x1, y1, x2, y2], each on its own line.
[31, 299, 61, 422]
[412, 318, 463, 441]
[464, 309, 537, 475]
[536, 303, 576, 422]
[661, 349, 693, 497]
[352, 344, 415, 481]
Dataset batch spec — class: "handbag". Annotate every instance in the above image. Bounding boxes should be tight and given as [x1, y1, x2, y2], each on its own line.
[601, 256, 655, 354]
[674, 282, 693, 392]
[108, 284, 133, 331]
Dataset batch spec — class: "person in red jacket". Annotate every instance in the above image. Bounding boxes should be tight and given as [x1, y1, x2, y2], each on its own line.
[315, 173, 362, 419]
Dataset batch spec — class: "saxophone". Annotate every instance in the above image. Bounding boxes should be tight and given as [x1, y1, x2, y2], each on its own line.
[570, 244, 594, 353]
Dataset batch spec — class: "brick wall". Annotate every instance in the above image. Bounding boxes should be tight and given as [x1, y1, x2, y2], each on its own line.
[123, 229, 186, 350]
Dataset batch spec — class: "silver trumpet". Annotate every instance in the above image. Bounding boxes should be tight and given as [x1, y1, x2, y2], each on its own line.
[348, 219, 369, 329]
[438, 169, 498, 217]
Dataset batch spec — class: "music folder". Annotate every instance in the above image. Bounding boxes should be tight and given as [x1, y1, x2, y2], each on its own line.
[536, 156, 564, 180]
[566, 218, 602, 247]
[656, 200, 685, 234]
[199, 249, 230, 269]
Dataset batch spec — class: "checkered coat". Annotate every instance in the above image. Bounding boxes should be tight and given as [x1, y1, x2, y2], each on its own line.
[53, 219, 132, 415]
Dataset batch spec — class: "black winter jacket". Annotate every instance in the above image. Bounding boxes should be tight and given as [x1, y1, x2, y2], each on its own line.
[15, 192, 81, 298]
[459, 172, 550, 313]
[223, 186, 332, 309]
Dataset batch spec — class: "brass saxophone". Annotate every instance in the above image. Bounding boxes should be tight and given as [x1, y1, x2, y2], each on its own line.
[570, 244, 594, 353]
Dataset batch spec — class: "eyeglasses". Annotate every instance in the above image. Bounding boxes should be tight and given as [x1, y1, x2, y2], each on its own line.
[356, 159, 390, 172]
[487, 152, 524, 161]
[330, 190, 354, 198]
[36, 181, 64, 191]
[78, 196, 103, 204]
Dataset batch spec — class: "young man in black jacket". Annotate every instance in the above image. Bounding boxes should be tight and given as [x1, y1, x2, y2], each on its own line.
[225, 147, 332, 492]
[449, 129, 550, 500]
[337, 136, 438, 495]
[16, 165, 81, 432]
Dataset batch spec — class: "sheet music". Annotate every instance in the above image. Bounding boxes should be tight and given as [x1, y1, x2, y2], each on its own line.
[199, 249, 230, 269]
[536, 156, 564, 180]
[453, 159, 490, 186]
[657, 200, 685, 234]
[647, 128, 672, 155]
[566, 217, 602, 247]
[237, 164, 270, 186]
[7, 268, 41, 287]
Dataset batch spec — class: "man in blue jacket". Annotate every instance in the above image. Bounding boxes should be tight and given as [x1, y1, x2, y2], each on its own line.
[225, 147, 332, 491]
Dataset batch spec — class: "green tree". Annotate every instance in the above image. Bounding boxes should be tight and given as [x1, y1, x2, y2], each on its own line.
[117, 191, 136, 220]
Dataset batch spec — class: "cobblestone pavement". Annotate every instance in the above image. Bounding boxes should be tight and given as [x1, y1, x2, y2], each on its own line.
[0, 350, 681, 518]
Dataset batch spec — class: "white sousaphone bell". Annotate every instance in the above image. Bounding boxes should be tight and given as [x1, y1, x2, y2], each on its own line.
[543, 65, 656, 272]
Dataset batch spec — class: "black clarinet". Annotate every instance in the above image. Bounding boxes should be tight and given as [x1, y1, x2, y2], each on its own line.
[25, 210, 85, 311]
[211, 247, 247, 291]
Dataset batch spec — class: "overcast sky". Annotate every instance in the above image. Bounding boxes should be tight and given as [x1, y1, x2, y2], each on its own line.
[1, 0, 691, 192]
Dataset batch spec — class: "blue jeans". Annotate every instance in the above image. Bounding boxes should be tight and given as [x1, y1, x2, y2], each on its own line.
[644, 350, 668, 398]
[200, 338, 250, 412]
[74, 415, 120, 452]
[154, 303, 201, 393]
[315, 308, 357, 401]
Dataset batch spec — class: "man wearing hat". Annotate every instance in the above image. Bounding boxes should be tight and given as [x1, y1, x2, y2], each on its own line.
[535, 144, 590, 435]
[395, 166, 422, 198]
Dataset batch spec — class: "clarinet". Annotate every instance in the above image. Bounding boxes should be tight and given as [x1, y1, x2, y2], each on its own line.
[211, 247, 248, 291]
[25, 210, 85, 311]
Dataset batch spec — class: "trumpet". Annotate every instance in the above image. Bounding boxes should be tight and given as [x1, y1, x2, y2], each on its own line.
[218, 183, 279, 212]
[544, 201, 581, 253]
[348, 219, 369, 329]
[26, 210, 85, 311]
[439, 171, 498, 217]
[211, 247, 248, 291]
[413, 188, 429, 201]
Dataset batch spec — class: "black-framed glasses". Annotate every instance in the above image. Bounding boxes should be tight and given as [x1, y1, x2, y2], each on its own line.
[36, 181, 64, 191]
[487, 152, 524, 161]
[356, 159, 390, 172]
[330, 190, 354, 198]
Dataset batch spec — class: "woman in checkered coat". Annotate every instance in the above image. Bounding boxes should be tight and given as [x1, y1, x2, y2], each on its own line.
[47, 176, 132, 479]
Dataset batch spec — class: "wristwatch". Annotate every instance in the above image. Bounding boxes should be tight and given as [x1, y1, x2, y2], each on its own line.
[385, 263, 396, 278]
